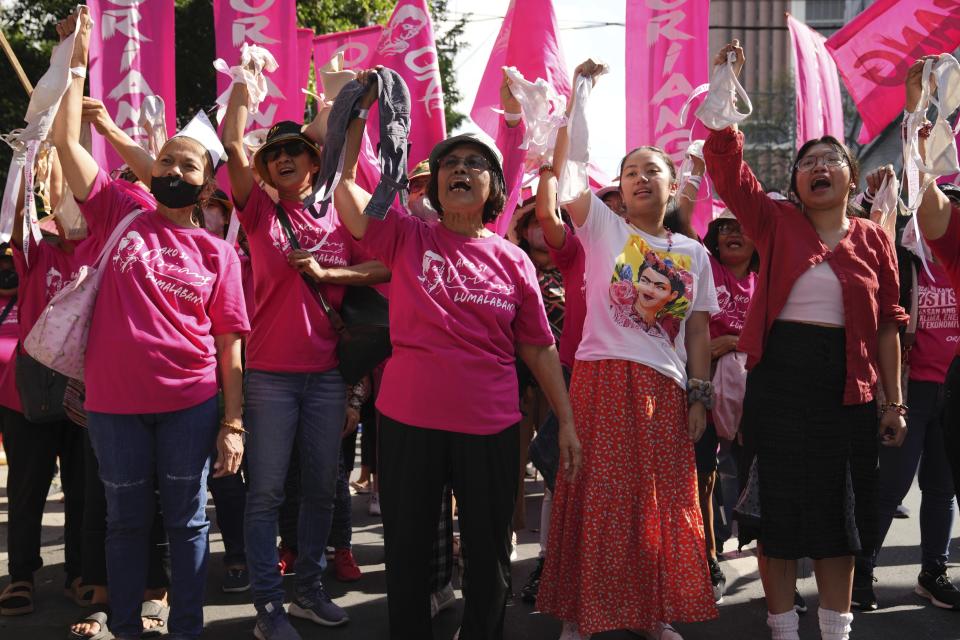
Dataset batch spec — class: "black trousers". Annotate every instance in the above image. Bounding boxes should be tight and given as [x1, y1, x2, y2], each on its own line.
[941, 357, 960, 501]
[379, 415, 518, 640]
[81, 430, 170, 588]
[2, 408, 84, 585]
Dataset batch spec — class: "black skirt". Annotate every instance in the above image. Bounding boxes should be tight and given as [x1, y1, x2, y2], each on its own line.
[741, 321, 879, 559]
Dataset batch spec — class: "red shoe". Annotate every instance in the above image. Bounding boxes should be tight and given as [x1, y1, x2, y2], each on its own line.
[277, 546, 297, 576]
[333, 548, 362, 582]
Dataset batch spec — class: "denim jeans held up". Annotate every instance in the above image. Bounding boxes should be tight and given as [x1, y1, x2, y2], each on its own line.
[243, 369, 346, 612]
[87, 395, 219, 640]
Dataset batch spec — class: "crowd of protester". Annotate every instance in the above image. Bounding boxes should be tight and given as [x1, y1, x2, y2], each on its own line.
[0, 8, 958, 640]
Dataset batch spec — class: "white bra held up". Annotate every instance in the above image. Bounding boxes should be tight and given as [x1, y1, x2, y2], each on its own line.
[912, 54, 960, 177]
[693, 52, 754, 131]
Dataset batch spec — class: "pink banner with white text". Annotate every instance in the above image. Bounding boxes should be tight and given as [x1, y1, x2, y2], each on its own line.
[787, 15, 845, 147]
[297, 27, 314, 117]
[469, 0, 570, 140]
[825, 0, 960, 144]
[87, 0, 176, 170]
[371, 0, 446, 168]
[626, 0, 711, 234]
[312, 24, 384, 76]
[212, 0, 299, 131]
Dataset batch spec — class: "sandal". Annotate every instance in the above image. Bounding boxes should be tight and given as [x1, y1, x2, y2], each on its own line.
[68, 609, 113, 640]
[65, 577, 96, 607]
[0, 580, 34, 615]
[140, 599, 169, 638]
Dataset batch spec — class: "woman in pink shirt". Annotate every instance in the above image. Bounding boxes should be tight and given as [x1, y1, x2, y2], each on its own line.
[221, 63, 389, 640]
[333, 70, 580, 640]
[50, 10, 248, 640]
[704, 40, 907, 640]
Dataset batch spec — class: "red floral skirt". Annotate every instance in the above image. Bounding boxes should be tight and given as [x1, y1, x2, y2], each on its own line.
[537, 359, 718, 634]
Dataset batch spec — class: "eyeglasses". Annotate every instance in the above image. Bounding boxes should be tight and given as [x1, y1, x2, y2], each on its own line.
[795, 153, 847, 172]
[264, 140, 309, 163]
[715, 220, 741, 235]
[439, 154, 491, 172]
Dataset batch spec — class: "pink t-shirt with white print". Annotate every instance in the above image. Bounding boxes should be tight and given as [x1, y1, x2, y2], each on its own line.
[235, 182, 356, 373]
[909, 261, 958, 383]
[79, 170, 249, 414]
[0, 295, 20, 411]
[708, 255, 757, 340]
[362, 209, 555, 435]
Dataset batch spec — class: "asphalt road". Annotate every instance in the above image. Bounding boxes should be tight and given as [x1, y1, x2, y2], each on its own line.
[1, 465, 958, 639]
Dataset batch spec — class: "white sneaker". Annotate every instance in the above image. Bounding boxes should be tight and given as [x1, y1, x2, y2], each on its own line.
[368, 493, 381, 517]
[430, 582, 456, 618]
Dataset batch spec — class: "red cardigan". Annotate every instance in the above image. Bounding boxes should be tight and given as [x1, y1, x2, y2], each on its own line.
[704, 127, 908, 405]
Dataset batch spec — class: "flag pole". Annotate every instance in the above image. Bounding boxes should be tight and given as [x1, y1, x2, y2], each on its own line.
[0, 29, 33, 96]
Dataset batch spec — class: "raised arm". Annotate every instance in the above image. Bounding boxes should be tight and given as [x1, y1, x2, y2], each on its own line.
[904, 57, 955, 241]
[534, 171, 565, 250]
[221, 80, 256, 210]
[674, 154, 705, 241]
[82, 97, 153, 184]
[554, 60, 604, 226]
[333, 72, 379, 240]
[51, 7, 99, 202]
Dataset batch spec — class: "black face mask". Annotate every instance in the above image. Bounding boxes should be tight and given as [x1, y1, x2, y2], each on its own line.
[150, 175, 204, 209]
[0, 269, 18, 290]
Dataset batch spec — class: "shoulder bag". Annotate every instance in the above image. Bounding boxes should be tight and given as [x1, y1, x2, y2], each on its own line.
[274, 204, 391, 385]
[23, 209, 142, 382]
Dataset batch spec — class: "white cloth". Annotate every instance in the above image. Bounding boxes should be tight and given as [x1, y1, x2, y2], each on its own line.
[694, 52, 753, 131]
[502, 66, 568, 171]
[0, 13, 83, 260]
[869, 172, 899, 242]
[778, 261, 845, 326]
[213, 42, 279, 124]
[557, 73, 595, 204]
[173, 111, 226, 168]
[137, 95, 168, 157]
[574, 193, 718, 387]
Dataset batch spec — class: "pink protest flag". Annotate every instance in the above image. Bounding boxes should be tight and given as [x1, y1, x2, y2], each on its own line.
[469, 0, 570, 140]
[87, 0, 176, 170]
[788, 14, 845, 147]
[212, 0, 299, 131]
[312, 25, 384, 74]
[825, 0, 960, 144]
[625, 0, 711, 234]
[297, 28, 314, 117]
[370, 0, 446, 168]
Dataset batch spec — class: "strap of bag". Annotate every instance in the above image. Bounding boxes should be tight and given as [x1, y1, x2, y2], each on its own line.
[0, 295, 16, 325]
[273, 203, 347, 335]
[92, 209, 144, 269]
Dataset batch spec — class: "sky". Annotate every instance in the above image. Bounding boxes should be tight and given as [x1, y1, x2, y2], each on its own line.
[443, 0, 628, 180]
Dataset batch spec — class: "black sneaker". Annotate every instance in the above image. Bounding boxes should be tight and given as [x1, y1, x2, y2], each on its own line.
[520, 557, 544, 604]
[916, 569, 960, 610]
[794, 589, 808, 614]
[851, 575, 878, 611]
[708, 556, 727, 603]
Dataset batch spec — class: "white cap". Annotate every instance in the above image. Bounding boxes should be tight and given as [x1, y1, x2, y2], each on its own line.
[172, 111, 226, 169]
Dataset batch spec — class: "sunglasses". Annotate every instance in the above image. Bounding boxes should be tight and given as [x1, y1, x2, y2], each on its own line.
[715, 220, 742, 235]
[439, 154, 491, 172]
[264, 140, 309, 164]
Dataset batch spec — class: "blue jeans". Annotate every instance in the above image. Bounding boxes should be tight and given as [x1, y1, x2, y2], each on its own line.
[243, 369, 346, 612]
[87, 396, 219, 640]
[863, 380, 957, 574]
